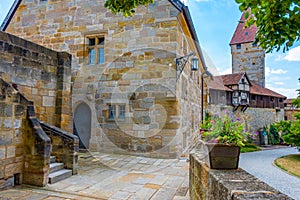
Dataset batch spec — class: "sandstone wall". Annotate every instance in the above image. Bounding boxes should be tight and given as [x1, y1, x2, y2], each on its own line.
[0, 31, 72, 131]
[6, 0, 203, 157]
[231, 43, 265, 87]
[0, 74, 51, 189]
[207, 105, 284, 133]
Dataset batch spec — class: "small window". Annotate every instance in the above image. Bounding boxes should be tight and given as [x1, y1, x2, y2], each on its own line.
[119, 105, 126, 119]
[270, 97, 275, 102]
[108, 104, 126, 120]
[40, 0, 48, 2]
[109, 105, 116, 119]
[279, 98, 283, 102]
[251, 95, 256, 100]
[87, 36, 105, 65]
[252, 43, 257, 47]
[236, 44, 241, 49]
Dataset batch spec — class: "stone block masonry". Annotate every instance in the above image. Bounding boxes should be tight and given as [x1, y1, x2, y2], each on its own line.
[0, 74, 51, 189]
[189, 153, 292, 200]
[0, 31, 72, 132]
[6, 0, 204, 158]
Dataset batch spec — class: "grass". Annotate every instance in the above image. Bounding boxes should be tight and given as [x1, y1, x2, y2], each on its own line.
[274, 154, 300, 178]
[241, 143, 261, 153]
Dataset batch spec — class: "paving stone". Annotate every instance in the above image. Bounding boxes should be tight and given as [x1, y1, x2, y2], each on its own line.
[128, 188, 157, 200]
[150, 187, 177, 200]
[109, 190, 132, 200]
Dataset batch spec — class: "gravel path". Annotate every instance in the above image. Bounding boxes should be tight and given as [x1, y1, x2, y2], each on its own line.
[239, 147, 300, 200]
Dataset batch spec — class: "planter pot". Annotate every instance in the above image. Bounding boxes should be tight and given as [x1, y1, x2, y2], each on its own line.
[200, 142, 240, 169]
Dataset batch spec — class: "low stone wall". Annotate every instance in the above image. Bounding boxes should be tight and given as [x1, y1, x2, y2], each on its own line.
[189, 153, 292, 200]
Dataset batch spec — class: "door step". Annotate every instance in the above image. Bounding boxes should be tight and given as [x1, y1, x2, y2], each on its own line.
[48, 169, 72, 184]
[48, 156, 72, 184]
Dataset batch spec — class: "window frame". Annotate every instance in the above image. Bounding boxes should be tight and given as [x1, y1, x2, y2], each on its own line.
[107, 104, 126, 121]
[86, 35, 105, 65]
[236, 44, 241, 49]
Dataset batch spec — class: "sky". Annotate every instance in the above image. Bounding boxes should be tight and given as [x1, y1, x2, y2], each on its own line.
[0, 0, 299, 98]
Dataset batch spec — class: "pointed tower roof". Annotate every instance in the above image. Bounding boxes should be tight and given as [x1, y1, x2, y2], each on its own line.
[229, 10, 257, 45]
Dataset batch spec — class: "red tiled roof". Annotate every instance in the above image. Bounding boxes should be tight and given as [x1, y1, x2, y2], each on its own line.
[207, 76, 233, 91]
[221, 72, 244, 85]
[284, 99, 295, 104]
[208, 73, 286, 99]
[230, 10, 257, 45]
[249, 81, 286, 98]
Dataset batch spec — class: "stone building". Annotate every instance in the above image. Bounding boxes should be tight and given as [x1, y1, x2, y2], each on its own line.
[205, 11, 286, 133]
[230, 11, 265, 87]
[284, 99, 300, 121]
[207, 72, 285, 132]
[2, 0, 209, 158]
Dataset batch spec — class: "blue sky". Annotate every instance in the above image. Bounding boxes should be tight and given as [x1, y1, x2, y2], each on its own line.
[0, 0, 299, 98]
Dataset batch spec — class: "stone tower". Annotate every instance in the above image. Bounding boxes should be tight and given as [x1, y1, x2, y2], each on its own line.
[230, 11, 265, 87]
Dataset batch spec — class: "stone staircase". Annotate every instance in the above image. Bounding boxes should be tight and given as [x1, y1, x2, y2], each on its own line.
[48, 156, 72, 184]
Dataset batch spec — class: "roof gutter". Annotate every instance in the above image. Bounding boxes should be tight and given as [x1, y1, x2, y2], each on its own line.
[0, 0, 22, 31]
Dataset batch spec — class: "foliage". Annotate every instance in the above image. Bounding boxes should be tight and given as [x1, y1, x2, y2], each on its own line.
[266, 124, 280, 145]
[273, 120, 292, 135]
[200, 112, 212, 130]
[240, 143, 261, 153]
[200, 113, 248, 147]
[235, 0, 300, 53]
[292, 78, 300, 108]
[283, 119, 300, 147]
[274, 113, 300, 147]
[104, 0, 154, 17]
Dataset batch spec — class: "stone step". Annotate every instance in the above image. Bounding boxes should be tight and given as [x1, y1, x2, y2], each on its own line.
[50, 162, 64, 173]
[48, 169, 72, 184]
[50, 156, 56, 163]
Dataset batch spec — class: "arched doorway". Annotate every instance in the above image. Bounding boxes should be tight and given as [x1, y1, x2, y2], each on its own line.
[74, 102, 91, 149]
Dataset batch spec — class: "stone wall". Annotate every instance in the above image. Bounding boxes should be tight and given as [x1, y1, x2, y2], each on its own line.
[0, 74, 51, 189]
[284, 108, 300, 121]
[231, 43, 265, 87]
[189, 153, 292, 200]
[6, 0, 204, 157]
[0, 31, 72, 131]
[207, 105, 284, 133]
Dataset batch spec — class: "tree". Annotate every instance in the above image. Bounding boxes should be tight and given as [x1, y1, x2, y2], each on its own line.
[292, 78, 300, 108]
[235, 0, 300, 53]
[104, 0, 154, 17]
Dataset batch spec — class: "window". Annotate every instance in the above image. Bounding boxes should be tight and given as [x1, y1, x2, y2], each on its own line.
[40, 0, 47, 2]
[119, 105, 126, 119]
[236, 44, 241, 49]
[108, 104, 126, 120]
[252, 43, 257, 47]
[109, 105, 116, 119]
[87, 36, 105, 65]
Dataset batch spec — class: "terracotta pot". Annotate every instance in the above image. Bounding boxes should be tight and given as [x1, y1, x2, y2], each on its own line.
[200, 142, 240, 169]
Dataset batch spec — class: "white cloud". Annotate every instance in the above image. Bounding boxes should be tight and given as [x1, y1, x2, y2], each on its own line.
[284, 46, 300, 61]
[265, 67, 288, 77]
[274, 82, 284, 85]
[265, 85, 298, 99]
[217, 67, 231, 75]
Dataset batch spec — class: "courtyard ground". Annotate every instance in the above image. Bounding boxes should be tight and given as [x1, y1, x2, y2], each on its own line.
[0, 152, 190, 200]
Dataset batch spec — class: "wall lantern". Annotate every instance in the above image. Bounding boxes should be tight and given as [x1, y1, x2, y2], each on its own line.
[191, 56, 199, 71]
[175, 52, 198, 81]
